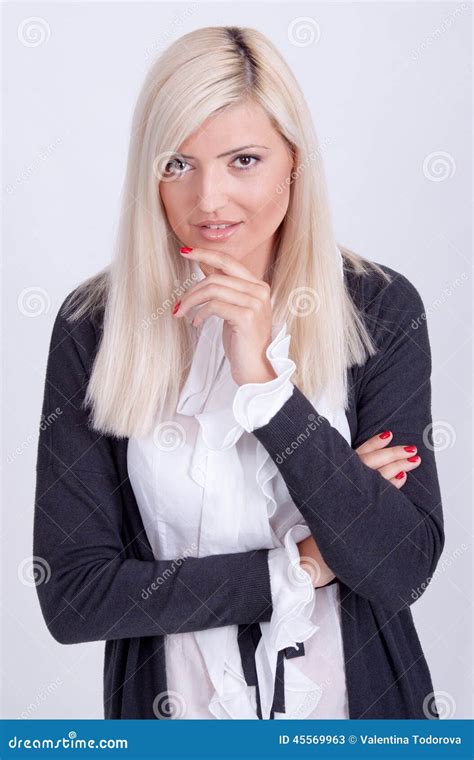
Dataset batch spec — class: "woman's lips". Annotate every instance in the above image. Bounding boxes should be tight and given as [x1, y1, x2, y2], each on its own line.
[196, 221, 243, 242]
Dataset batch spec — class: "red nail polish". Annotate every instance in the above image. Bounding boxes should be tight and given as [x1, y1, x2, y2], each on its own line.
[407, 455, 419, 462]
[379, 431, 391, 439]
[404, 446, 416, 452]
[395, 471, 405, 479]
[172, 301, 181, 315]
[180, 247, 193, 254]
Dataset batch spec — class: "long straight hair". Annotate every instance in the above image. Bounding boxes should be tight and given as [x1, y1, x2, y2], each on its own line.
[62, 25, 391, 438]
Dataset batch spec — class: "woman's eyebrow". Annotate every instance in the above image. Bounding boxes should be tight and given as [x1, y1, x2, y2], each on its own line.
[177, 144, 270, 159]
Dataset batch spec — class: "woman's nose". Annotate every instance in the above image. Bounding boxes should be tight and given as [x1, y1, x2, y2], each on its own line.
[195, 167, 229, 212]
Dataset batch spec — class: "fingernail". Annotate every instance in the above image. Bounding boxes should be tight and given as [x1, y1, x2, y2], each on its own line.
[395, 471, 406, 479]
[407, 455, 419, 462]
[180, 247, 193, 254]
[379, 431, 391, 439]
[172, 301, 181, 315]
[404, 446, 416, 452]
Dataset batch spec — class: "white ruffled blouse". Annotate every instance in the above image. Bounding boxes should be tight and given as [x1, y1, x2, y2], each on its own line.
[127, 261, 350, 720]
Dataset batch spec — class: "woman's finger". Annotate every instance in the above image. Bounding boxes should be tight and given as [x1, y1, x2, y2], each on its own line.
[175, 273, 267, 319]
[355, 430, 393, 454]
[192, 272, 265, 298]
[179, 246, 262, 284]
[175, 283, 261, 318]
[190, 299, 248, 328]
[360, 444, 418, 469]
[377, 455, 421, 482]
[389, 472, 407, 489]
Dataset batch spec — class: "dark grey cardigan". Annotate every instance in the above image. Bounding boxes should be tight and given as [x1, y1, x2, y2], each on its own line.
[33, 259, 445, 719]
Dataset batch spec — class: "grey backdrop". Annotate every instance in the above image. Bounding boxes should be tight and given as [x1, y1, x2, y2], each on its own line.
[2, 1, 472, 719]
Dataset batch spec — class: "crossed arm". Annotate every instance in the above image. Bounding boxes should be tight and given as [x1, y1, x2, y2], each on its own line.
[252, 279, 444, 613]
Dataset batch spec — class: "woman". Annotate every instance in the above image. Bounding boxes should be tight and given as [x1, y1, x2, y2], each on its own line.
[33, 26, 444, 720]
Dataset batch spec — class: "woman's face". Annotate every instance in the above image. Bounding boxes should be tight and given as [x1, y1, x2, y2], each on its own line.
[158, 101, 294, 279]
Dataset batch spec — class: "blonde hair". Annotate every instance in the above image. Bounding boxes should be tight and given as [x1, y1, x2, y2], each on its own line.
[62, 25, 392, 438]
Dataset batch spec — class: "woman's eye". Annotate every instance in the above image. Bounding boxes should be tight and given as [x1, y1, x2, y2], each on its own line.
[163, 158, 189, 177]
[162, 154, 261, 177]
[232, 154, 261, 170]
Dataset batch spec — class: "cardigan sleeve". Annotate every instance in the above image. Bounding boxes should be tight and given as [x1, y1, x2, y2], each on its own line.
[250, 272, 445, 614]
[33, 303, 273, 645]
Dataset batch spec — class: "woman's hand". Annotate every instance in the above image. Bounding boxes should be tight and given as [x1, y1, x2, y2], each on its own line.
[173, 247, 277, 386]
[298, 431, 422, 587]
[354, 429, 421, 488]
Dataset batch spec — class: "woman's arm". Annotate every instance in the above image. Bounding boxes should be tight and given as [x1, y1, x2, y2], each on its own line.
[33, 303, 273, 645]
[297, 534, 337, 587]
[298, 430, 424, 587]
[250, 273, 445, 613]
[34, 465, 272, 644]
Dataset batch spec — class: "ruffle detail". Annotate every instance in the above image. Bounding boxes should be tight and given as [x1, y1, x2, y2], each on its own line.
[232, 323, 296, 433]
[267, 525, 319, 651]
[255, 525, 322, 719]
[176, 317, 295, 492]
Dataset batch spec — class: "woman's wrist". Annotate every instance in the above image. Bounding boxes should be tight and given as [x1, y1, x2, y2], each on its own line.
[297, 535, 337, 588]
[236, 359, 278, 386]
